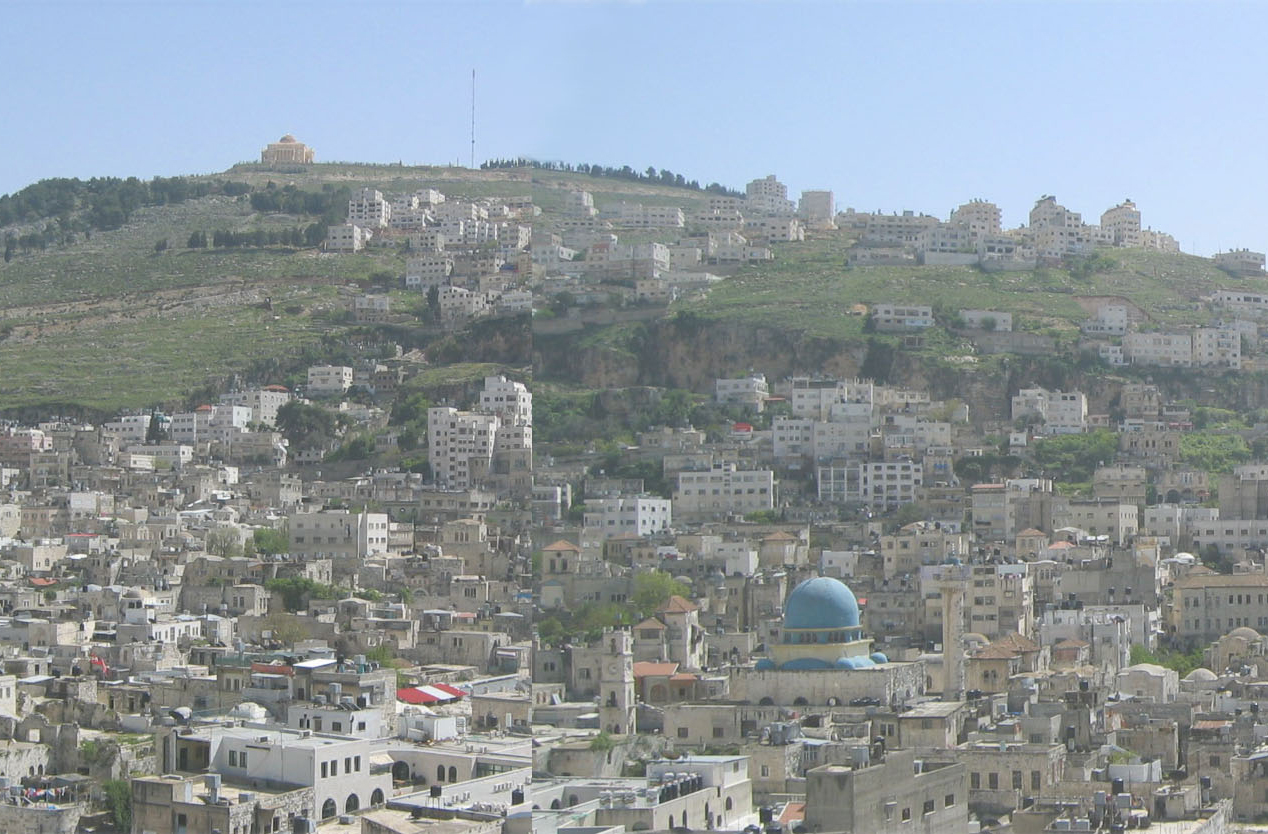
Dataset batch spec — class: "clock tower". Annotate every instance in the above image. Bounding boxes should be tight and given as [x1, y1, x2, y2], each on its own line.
[599, 629, 635, 735]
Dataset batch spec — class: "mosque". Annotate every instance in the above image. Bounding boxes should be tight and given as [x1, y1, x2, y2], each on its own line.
[731, 576, 925, 707]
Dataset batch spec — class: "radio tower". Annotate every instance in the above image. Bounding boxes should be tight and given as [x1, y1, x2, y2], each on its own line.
[470, 69, 476, 169]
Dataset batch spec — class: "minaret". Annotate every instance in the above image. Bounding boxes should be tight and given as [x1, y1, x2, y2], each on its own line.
[932, 563, 970, 701]
[599, 629, 635, 735]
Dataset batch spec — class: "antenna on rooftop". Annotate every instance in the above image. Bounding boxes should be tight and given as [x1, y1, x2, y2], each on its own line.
[470, 68, 476, 169]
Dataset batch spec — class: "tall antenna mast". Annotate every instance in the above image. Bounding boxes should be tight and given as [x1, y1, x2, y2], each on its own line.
[470, 68, 476, 169]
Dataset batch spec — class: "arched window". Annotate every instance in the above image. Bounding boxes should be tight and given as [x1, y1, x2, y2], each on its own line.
[321, 798, 337, 819]
[725, 797, 733, 811]
[568, 794, 579, 807]
[345, 794, 360, 813]
[371, 788, 384, 806]
[437, 765, 446, 782]
[550, 799, 561, 810]
[448, 766, 458, 783]
[793, 697, 808, 706]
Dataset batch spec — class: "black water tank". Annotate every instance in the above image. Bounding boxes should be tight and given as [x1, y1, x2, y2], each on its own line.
[1112, 778, 1125, 794]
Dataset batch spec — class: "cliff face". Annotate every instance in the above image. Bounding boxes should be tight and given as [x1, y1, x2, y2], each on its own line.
[534, 316, 1265, 424]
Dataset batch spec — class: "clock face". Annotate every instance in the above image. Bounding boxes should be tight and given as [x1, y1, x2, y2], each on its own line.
[608, 664, 619, 675]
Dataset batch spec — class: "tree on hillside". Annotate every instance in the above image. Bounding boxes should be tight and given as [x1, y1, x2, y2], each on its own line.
[632, 570, 690, 619]
[253, 528, 289, 556]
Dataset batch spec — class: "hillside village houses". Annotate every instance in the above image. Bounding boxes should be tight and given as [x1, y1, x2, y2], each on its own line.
[11, 162, 1268, 834]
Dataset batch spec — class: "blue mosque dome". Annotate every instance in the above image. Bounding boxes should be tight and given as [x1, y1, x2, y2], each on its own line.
[835, 656, 855, 669]
[784, 577, 860, 630]
[870, 652, 889, 665]
[755, 658, 775, 670]
[782, 657, 832, 671]
[851, 656, 876, 668]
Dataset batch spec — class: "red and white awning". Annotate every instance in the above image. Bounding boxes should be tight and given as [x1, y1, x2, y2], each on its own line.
[395, 683, 467, 704]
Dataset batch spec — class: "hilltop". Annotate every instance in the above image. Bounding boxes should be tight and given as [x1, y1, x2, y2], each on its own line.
[4, 160, 1268, 417]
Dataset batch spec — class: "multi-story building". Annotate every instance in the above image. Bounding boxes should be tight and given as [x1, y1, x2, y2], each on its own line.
[220, 386, 291, 427]
[1100, 200, 1142, 247]
[871, 303, 934, 330]
[674, 463, 775, 519]
[1214, 249, 1266, 274]
[150, 723, 393, 824]
[1010, 388, 1086, 434]
[346, 187, 391, 229]
[427, 407, 499, 490]
[804, 749, 967, 834]
[584, 496, 673, 539]
[306, 365, 353, 396]
[715, 375, 769, 412]
[799, 190, 835, 226]
[1193, 326, 1242, 368]
[289, 510, 389, 562]
[950, 199, 1002, 237]
[1171, 573, 1268, 645]
[855, 460, 924, 512]
[479, 375, 532, 426]
[325, 223, 370, 252]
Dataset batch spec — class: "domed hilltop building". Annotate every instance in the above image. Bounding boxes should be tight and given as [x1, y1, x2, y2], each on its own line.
[261, 134, 314, 165]
[731, 576, 925, 707]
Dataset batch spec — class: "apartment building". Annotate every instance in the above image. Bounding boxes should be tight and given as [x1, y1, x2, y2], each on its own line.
[716, 375, 769, 412]
[428, 408, 499, 490]
[1214, 249, 1266, 274]
[289, 510, 389, 561]
[872, 303, 934, 330]
[220, 386, 291, 427]
[404, 255, 453, 290]
[674, 463, 775, 518]
[346, 188, 391, 228]
[858, 460, 924, 512]
[306, 365, 353, 396]
[1010, 388, 1087, 434]
[584, 496, 673, 538]
[950, 199, 1002, 236]
[1173, 573, 1268, 645]
[1100, 200, 1142, 247]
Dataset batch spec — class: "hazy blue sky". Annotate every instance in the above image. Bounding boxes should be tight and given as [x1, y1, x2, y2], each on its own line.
[3, 1, 1266, 254]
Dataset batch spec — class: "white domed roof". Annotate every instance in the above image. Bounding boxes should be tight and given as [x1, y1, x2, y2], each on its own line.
[229, 701, 268, 721]
[1185, 668, 1217, 682]
[1230, 626, 1260, 641]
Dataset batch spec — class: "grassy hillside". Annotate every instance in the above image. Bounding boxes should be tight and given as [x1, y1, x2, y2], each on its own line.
[675, 234, 1268, 342]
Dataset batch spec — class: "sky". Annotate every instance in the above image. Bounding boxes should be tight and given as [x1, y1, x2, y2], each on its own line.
[3, 0, 1268, 255]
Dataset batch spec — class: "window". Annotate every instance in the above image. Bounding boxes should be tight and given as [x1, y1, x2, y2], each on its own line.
[760, 765, 770, 777]
[923, 799, 934, 815]
[944, 794, 955, 808]
[355, 756, 361, 771]
[971, 772, 980, 789]
[901, 808, 911, 822]
[229, 750, 238, 766]
[1032, 771, 1041, 791]
[988, 773, 998, 790]
[713, 727, 725, 739]
[1210, 755, 1221, 767]
[1012, 771, 1022, 790]
[321, 762, 328, 778]
[239, 752, 247, 768]
[331, 760, 338, 776]
[678, 727, 689, 739]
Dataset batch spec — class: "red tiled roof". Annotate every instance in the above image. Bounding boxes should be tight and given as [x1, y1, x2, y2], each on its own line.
[542, 540, 581, 553]
[633, 662, 679, 677]
[658, 595, 697, 613]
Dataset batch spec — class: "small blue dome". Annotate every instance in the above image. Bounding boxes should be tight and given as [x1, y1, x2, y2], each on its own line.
[755, 658, 775, 670]
[852, 656, 876, 668]
[784, 577, 860, 630]
[835, 656, 855, 669]
[870, 652, 889, 665]
[782, 657, 831, 671]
